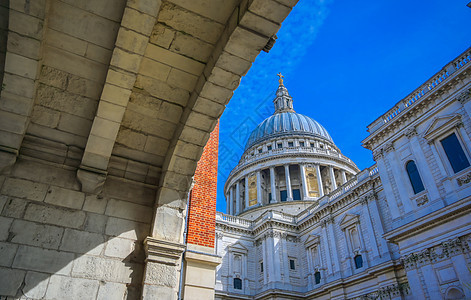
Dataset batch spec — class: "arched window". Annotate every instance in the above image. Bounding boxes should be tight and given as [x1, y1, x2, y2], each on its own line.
[406, 160, 425, 194]
[354, 254, 363, 269]
[233, 278, 242, 290]
[314, 271, 321, 284]
[441, 133, 470, 173]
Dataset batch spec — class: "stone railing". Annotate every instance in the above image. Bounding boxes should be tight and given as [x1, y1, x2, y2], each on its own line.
[215, 212, 251, 228]
[216, 210, 297, 229]
[228, 146, 356, 179]
[367, 47, 471, 134]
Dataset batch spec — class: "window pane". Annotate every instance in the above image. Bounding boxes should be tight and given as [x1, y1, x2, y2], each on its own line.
[292, 189, 301, 200]
[280, 190, 287, 202]
[300, 142, 305, 147]
[290, 259, 295, 270]
[354, 255, 363, 269]
[260, 262, 263, 272]
[234, 278, 242, 290]
[288, 142, 294, 147]
[441, 133, 470, 173]
[406, 160, 425, 194]
[314, 272, 321, 284]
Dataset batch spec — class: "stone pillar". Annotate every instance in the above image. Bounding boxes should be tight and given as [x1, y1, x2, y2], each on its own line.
[182, 250, 222, 300]
[143, 238, 186, 300]
[327, 219, 340, 274]
[384, 143, 413, 212]
[373, 150, 400, 219]
[299, 164, 309, 199]
[342, 230, 353, 273]
[340, 170, 347, 184]
[284, 165, 293, 201]
[421, 264, 441, 297]
[256, 171, 262, 206]
[235, 181, 240, 215]
[262, 238, 268, 284]
[270, 167, 277, 203]
[405, 268, 426, 299]
[272, 233, 282, 284]
[361, 197, 380, 258]
[329, 166, 337, 191]
[315, 164, 324, 197]
[368, 195, 390, 258]
[244, 176, 249, 210]
[321, 224, 332, 275]
[281, 234, 290, 285]
[229, 186, 234, 215]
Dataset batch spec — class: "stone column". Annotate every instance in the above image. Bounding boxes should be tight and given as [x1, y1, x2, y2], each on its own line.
[229, 186, 234, 215]
[299, 164, 309, 199]
[361, 197, 380, 258]
[384, 143, 413, 212]
[256, 171, 262, 206]
[235, 181, 240, 215]
[281, 234, 290, 286]
[244, 176, 249, 210]
[367, 194, 390, 259]
[452, 253, 471, 299]
[262, 238, 268, 284]
[327, 219, 340, 274]
[270, 167, 277, 203]
[405, 268, 426, 299]
[329, 166, 337, 191]
[340, 170, 347, 184]
[373, 150, 400, 219]
[315, 164, 324, 197]
[321, 224, 332, 275]
[284, 165, 293, 201]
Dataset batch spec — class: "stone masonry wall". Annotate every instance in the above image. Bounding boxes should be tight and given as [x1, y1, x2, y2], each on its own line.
[0, 158, 154, 299]
[187, 121, 219, 248]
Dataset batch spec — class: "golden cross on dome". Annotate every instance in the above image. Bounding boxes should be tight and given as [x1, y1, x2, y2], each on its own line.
[277, 73, 284, 85]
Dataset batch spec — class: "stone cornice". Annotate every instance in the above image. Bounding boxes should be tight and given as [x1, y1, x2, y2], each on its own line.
[144, 237, 186, 266]
[383, 196, 471, 243]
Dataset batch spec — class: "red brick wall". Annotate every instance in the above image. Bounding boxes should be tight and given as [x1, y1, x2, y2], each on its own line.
[186, 121, 219, 248]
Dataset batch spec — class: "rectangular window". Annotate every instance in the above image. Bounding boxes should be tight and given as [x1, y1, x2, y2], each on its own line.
[289, 259, 295, 270]
[310, 143, 315, 147]
[288, 141, 294, 147]
[258, 149, 262, 153]
[440, 133, 470, 173]
[292, 189, 301, 200]
[267, 145, 272, 151]
[268, 192, 272, 202]
[280, 190, 287, 202]
[277, 143, 282, 149]
[260, 262, 264, 273]
[300, 141, 305, 147]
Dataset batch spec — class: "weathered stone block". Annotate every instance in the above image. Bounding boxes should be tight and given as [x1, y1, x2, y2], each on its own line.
[89, 117, 120, 142]
[179, 125, 209, 146]
[105, 236, 136, 259]
[122, 110, 176, 140]
[122, 7, 156, 36]
[158, 2, 223, 44]
[140, 57, 171, 82]
[71, 255, 139, 283]
[45, 275, 100, 299]
[101, 84, 132, 107]
[207, 67, 241, 90]
[85, 43, 113, 65]
[104, 177, 155, 206]
[0, 91, 34, 116]
[105, 68, 136, 89]
[173, 140, 204, 161]
[215, 50, 252, 76]
[135, 75, 190, 106]
[116, 27, 149, 55]
[152, 205, 184, 242]
[60, 0, 126, 22]
[97, 281, 128, 300]
[12, 245, 74, 275]
[168, 0, 238, 24]
[10, 219, 64, 249]
[44, 186, 85, 210]
[105, 199, 152, 223]
[46, 28, 87, 57]
[23, 271, 50, 299]
[167, 68, 198, 91]
[2, 197, 27, 218]
[10, 0, 47, 18]
[0, 110, 28, 134]
[30, 105, 60, 128]
[0, 267, 25, 296]
[60, 228, 105, 255]
[116, 128, 147, 150]
[2, 177, 48, 202]
[2, 73, 35, 98]
[85, 134, 116, 157]
[105, 217, 150, 240]
[7, 32, 41, 59]
[83, 195, 108, 214]
[96, 100, 127, 123]
[84, 212, 108, 234]
[39, 65, 68, 89]
[150, 23, 175, 49]
[186, 111, 216, 132]
[66, 74, 104, 99]
[144, 135, 170, 156]
[142, 284, 175, 300]
[57, 112, 93, 137]
[24, 203, 86, 229]
[249, 0, 292, 23]
[240, 10, 281, 37]
[145, 261, 178, 286]
[110, 47, 142, 73]
[0, 216, 13, 241]
[198, 81, 233, 105]
[170, 32, 214, 62]
[0, 242, 19, 267]
[145, 44, 205, 76]
[9, 10, 44, 40]
[4, 52, 38, 79]
[127, 0, 162, 16]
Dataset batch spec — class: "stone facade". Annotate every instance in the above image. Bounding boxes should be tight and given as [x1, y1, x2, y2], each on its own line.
[0, 0, 297, 299]
[215, 48, 471, 299]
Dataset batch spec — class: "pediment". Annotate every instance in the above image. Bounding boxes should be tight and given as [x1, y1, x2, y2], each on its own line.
[339, 213, 360, 229]
[304, 234, 320, 247]
[228, 242, 248, 254]
[423, 114, 462, 141]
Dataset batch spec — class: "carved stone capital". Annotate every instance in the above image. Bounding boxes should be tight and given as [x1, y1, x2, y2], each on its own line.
[383, 142, 394, 153]
[456, 89, 471, 104]
[77, 166, 107, 194]
[144, 237, 186, 266]
[373, 149, 383, 161]
[404, 127, 418, 138]
[457, 171, 471, 186]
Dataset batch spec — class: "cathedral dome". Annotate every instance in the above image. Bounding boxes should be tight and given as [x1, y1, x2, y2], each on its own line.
[245, 112, 333, 150]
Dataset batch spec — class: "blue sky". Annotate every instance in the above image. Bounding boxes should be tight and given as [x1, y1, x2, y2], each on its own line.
[216, 0, 471, 213]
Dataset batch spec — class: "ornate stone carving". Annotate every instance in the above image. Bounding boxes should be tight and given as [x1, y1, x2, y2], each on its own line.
[457, 171, 471, 186]
[372, 149, 383, 161]
[347, 282, 409, 300]
[404, 127, 417, 138]
[383, 143, 394, 153]
[415, 194, 429, 207]
[456, 89, 471, 104]
[144, 237, 186, 266]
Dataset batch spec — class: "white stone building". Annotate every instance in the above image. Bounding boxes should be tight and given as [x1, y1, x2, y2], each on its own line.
[215, 48, 471, 299]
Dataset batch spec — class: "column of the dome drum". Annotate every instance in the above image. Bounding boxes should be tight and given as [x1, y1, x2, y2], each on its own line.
[256, 170, 262, 206]
[284, 164, 293, 201]
[229, 186, 234, 215]
[244, 176, 249, 211]
[269, 166, 277, 203]
[299, 163, 309, 200]
[329, 166, 337, 191]
[235, 181, 240, 215]
[315, 164, 324, 197]
[340, 170, 347, 185]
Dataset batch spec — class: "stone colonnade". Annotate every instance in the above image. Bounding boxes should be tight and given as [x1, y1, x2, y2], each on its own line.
[226, 163, 350, 215]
